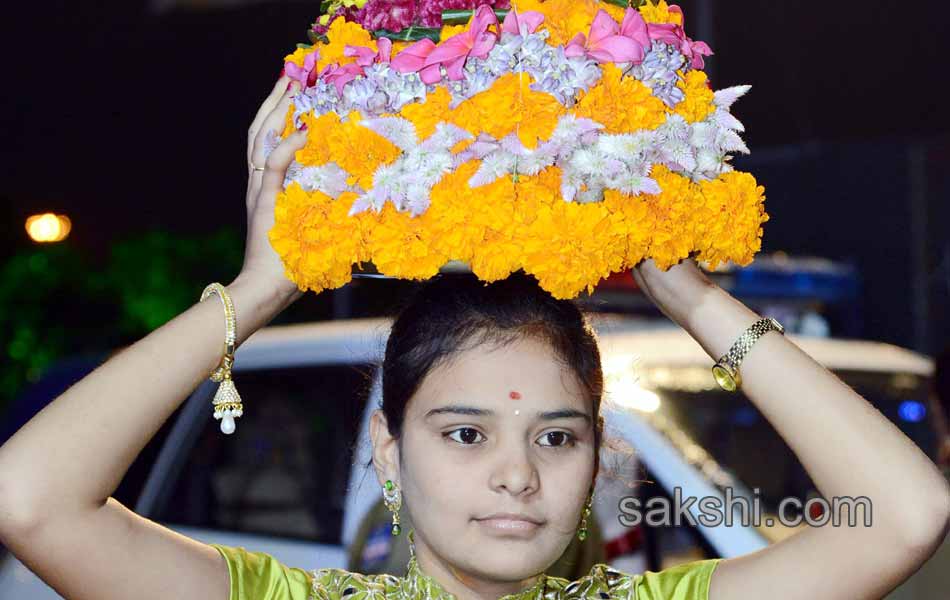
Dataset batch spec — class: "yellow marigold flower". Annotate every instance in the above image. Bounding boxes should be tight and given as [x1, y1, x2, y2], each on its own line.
[519, 170, 628, 298]
[427, 162, 517, 265]
[295, 111, 341, 166]
[695, 171, 768, 270]
[643, 165, 701, 270]
[674, 70, 715, 123]
[603, 189, 653, 269]
[284, 46, 315, 68]
[365, 204, 448, 280]
[399, 86, 453, 140]
[574, 64, 667, 134]
[638, 0, 683, 25]
[440, 23, 467, 41]
[268, 184, 363, 294]
[511, 0, 603, 47]
[452, 73, 564, 148]
[326, 111, 402, 189]
[316, 16, 376, 71]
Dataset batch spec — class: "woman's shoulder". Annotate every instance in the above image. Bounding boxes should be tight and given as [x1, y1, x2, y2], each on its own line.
[546, 558, 724, 600]
[211, 543, 401, 600]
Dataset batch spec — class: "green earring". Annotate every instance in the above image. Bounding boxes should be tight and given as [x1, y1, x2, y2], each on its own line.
[577, 490, 594, 541]
[383, 479, 402, 536]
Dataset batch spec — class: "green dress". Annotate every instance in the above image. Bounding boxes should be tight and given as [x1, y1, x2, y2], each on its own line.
[211, 535, 721, 600]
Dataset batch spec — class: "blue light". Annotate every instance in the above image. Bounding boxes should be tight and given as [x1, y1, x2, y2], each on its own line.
[898, 401, 927, 423]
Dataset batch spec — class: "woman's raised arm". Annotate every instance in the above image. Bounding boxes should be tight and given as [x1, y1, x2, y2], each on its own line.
[633, 258, 950, 600]
[0, 74, 306, 600]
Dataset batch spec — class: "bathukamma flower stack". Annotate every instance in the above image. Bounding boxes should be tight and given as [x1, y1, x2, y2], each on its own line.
[268, 0, 768, 299]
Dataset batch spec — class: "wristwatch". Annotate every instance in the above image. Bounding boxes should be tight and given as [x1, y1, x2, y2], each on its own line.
[712, 317, 784, 392]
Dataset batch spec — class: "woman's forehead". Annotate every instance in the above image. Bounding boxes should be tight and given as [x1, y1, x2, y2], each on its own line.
[408, 337, 587, 413]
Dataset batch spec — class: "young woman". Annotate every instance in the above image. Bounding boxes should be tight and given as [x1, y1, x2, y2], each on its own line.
[0, 75, 947, 600]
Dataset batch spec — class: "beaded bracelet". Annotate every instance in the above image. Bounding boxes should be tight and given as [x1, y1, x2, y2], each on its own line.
[200, 283, 243, 434]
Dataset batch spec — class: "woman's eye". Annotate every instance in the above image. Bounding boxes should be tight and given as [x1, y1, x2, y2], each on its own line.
[445, 428, 485, 445]
[537, 431, 574, 447]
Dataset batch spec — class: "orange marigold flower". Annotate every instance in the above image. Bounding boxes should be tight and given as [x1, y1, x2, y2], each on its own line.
[674, 70, 715, 123]
[399, 86, 454, 140]
[695, 171, 768, 270]
[284, 46, 315, 68]
[511, 0, 603, 47]
[452, 73, 564, 148]
[295, 111, 341, 166]
[574, 64, 667, 134]
[326, 111, 402, 189]
[643, 165, 701, 270]
[638, 0, 684, 25]
[427, 162, 517, 264]
[602, 188, 654, 269]
[440, 23, 468, 41]
[316, 16, 376, 71]
[519, 172, 628, 298]
[268, 184, 364, 294]
[365, 204, 448, 280]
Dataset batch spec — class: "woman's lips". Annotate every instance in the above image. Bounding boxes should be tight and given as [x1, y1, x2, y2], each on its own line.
[475, 516, 543, 536]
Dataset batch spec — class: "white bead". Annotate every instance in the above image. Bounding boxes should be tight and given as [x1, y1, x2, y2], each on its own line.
[234, 408, 243, 417]
[220, 415, 236, 434]
[214, 410, 222, 420]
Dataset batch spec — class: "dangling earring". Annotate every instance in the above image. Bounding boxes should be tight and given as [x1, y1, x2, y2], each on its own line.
[383, 479, 402, 536]
[577, 488, 594, 541]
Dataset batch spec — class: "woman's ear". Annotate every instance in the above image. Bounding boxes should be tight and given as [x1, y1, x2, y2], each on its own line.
[370, 408, 400, 486]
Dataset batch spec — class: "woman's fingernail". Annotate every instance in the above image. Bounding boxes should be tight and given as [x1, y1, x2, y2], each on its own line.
[279, 67, 286, 78]
[300, 123, 308, 131]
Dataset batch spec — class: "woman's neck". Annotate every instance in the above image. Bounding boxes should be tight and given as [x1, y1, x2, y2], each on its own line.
[412, 535, 544, 600]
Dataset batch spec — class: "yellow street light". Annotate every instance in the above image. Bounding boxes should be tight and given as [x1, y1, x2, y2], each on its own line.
[26, 213, 72, 243]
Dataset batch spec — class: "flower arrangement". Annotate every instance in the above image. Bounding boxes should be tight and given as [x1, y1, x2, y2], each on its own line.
[269, 0, 768, 299]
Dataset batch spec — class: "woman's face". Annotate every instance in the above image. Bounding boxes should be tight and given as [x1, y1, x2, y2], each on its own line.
[373, 335, 597, 584]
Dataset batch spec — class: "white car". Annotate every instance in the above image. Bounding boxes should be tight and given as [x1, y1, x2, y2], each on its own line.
[0, 315, 939, 598]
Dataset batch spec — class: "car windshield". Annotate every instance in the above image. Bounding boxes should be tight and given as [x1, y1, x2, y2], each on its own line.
[634, 367, 935, 529]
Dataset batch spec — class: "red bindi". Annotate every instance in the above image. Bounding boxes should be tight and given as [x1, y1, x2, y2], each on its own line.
[509, 390, 522, 400]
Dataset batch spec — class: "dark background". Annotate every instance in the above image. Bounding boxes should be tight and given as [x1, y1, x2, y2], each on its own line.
[0, 1, 948, 409]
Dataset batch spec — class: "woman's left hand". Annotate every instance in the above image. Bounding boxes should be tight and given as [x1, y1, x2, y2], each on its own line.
[631, 257, 718, 326]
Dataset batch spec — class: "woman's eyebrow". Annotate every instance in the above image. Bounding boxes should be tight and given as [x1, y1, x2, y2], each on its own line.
[424, 405, 591, 424]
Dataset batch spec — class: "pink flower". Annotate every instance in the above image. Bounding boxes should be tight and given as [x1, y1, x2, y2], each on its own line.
[423, 4, 499, 80]
[284, 49, 320, 88]
[358, 0, 417, 32]
[500, 8, 544, 36]
[319, 62, 365, 95]
[565, 8, 649, 65]
[345, 37, 394, 66]
[391, 38, 443, 84]
[647, 6, 713, 69]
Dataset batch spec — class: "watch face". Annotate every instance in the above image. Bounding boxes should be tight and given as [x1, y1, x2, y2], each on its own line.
[712, 365, 737, 392]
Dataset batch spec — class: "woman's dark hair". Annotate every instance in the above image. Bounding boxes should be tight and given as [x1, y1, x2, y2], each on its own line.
[378, 269, 606, 477]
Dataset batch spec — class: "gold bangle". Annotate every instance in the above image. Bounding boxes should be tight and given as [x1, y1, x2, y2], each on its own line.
[200, 283, 243, 434]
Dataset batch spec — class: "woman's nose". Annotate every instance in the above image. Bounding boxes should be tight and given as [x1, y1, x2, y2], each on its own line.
[488, 443, 540, 496]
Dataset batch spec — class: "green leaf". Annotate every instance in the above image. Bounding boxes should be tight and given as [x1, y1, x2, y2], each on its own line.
[308, 30, 329, 44]
[373, 27, 442, 42]
[440, 8, 510, 25]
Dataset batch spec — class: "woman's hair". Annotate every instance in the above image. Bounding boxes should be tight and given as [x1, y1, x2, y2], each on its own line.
[377, 270, 606, 478]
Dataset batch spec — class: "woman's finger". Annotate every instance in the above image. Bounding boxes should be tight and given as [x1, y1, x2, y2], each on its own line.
[256, 129, 309, 213]
[247, 75, 293, 166]
[247, 81, 301, 205]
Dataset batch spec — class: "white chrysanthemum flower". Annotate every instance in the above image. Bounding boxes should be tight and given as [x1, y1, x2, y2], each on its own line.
[470, 152, 517, 187]
[713, 85, 751, 110]
[360, 117, 418, 152]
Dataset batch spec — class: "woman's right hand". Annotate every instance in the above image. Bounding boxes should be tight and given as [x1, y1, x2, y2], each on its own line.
[237, 74, 308, 304]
